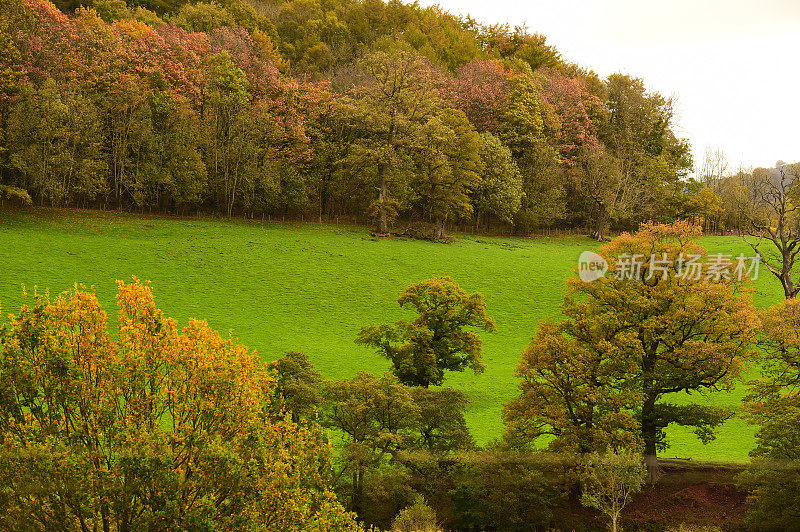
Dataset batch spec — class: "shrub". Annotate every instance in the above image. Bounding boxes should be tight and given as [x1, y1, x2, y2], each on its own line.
[392, 494, 440, 532]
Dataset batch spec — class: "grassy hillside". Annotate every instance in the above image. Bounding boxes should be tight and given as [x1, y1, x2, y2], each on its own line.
[0, 209, 784, 460]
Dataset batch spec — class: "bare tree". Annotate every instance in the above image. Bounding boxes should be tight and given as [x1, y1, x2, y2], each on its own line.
[741, 162, 800, 299]
[698, 147, 729, 192]
[696, 148, 729, 233]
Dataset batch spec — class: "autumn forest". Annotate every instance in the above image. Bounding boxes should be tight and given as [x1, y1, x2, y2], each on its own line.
[0, 0, 701, 240]
[2, 0, 800, 530]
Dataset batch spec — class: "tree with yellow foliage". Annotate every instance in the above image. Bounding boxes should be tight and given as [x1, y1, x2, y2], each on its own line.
[0, 279, 359, 531]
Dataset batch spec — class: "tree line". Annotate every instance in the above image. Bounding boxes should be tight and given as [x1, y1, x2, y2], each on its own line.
[1, 0, 699, 238]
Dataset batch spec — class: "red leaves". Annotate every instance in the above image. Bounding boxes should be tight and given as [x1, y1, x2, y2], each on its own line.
[540, 68, 602, 166]
[445, 60, 509, 135]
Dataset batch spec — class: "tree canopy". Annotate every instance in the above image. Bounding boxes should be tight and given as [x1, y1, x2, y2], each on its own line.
[357, 276, 495, 387]
[0, 279, 359, 530]
[504, 222, 759, 479]
[0, 0, 701, 240]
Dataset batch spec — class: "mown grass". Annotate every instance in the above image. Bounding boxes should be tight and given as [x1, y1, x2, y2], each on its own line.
[0, 209, 784, 460]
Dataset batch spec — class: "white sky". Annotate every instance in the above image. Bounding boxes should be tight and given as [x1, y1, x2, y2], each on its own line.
[419, 0, 800, 171]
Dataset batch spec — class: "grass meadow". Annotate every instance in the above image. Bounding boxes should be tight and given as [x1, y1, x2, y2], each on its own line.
[0, 209, 784, 461]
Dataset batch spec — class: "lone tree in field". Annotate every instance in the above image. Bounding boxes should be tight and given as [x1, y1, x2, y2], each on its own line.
[504, 222, 759, 480]
[580, 451, 646, 532]
[741, 162, 800, 299]
[357, 276, 496, 387]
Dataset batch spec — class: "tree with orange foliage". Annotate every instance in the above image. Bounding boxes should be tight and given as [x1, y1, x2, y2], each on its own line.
[0, 278, 359, 531]
[504, 222, 759, 480]
[739, 298, 800, 529]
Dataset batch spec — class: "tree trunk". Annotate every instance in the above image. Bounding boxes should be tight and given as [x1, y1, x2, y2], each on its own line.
[434, 217, 446, 240]
[376, 162, 388, 234]
[375, 107, 396, 235]
[641, 395, 660, 483]
[593, 203, 609, 241]
[351, 468, 364, 518]
[783, 275, 795, 299]
[781, 251, 797, 298]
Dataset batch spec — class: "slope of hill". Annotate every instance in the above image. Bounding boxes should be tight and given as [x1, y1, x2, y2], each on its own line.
[0, 209, 784, 459]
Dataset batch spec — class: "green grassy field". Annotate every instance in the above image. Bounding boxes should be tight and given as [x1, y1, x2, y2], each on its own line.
[0, 209, 784, 461]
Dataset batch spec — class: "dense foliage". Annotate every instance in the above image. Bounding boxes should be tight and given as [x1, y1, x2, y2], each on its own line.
[0, 0, 696, 238]
[739, 299, 800, 529]
[0, 279, 359, 530]
[4, 224, 800, 528]
[6, 0, 800, 525]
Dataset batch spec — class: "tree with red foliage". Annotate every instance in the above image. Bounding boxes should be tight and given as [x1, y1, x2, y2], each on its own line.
[446, 60, 509, 136]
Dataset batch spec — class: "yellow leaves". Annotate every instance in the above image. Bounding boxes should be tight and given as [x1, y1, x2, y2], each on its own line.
[760, 298, 800, 358]
[1, 277, 356, 529]
[167, 317, 271, 439]
[112, 17, 154, 39]
[744, 299, 800, 460]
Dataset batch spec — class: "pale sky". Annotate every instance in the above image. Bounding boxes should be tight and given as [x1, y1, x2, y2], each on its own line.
[419, 0, 800, 172]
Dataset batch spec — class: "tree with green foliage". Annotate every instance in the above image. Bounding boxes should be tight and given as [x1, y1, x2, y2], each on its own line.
[496, 66, 566, 232]
[602, 74, 693, 229]
[351, 47, 437, 234]
[274, 0, 338, 74]
[174, 1, 235, 32]
[579, 146, 622, 241]
[357, 276, 496, 387]
[580, 451, 646, 532]
[472, 131, 523, 228]
[497, 66, 553, 160]
[321, 371, 419, 518]
[137, 84, 208, 211]
[0, 0, 28, 183]
[391, 494, 439, 532]
[206, 51, 254, 216]
[9, 79, 106, 206]
[477, 23, 560, 71]
[450, 450, 561, 531]
[270, 350, 324, 423]
[410, 386, 473, 452]
[411, 107, 483, 239]
[91, 0, 130, 22]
